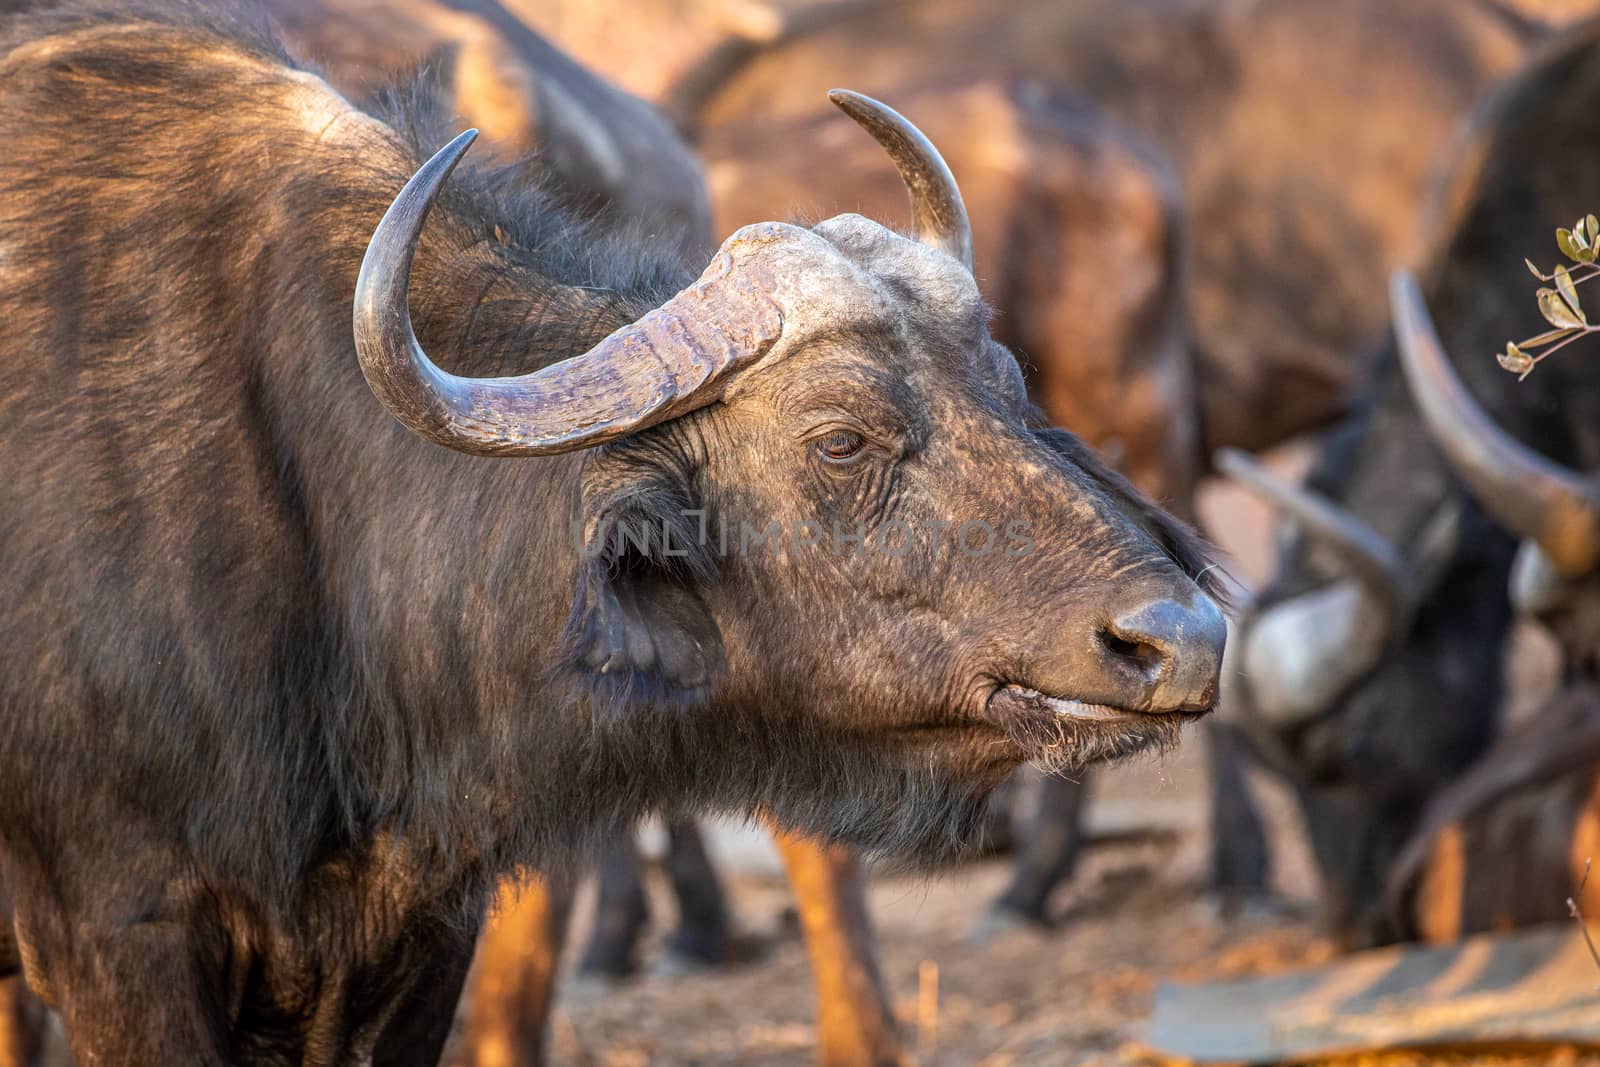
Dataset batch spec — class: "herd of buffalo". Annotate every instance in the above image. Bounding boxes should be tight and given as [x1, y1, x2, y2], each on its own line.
[1, 0, 1600, 1063]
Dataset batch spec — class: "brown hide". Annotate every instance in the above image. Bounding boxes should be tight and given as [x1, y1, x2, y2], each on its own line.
[456, 877, 575, 1067]
[499, 0, 874, 111]
[0, 980, 46, 1067]
[772, 831, 905, 1067]
[1506, 0, 1600, 19]
[454, 838, 904, 1067]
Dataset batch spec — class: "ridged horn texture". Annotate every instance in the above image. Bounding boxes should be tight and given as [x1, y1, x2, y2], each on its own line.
[1391, 270, 1600, 577]
[828, 88, 974, 272]
[352, 129, 784, 457]
[1217, 447, 1408, 727]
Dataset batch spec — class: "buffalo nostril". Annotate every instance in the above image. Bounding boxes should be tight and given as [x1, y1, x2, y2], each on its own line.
[1097, 627, 1166, 676]
[1103, 594, 1227, 710]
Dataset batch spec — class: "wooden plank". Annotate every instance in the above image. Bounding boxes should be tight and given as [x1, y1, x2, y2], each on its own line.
[1140, 924, 1600, 1064]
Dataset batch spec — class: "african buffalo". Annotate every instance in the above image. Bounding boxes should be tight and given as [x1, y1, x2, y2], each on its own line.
[1380, 163, 1600, 939]
[480, 78, 1194, 1051]
[0, 6, 1225, 1063]
[1225, 19, 1600, 947]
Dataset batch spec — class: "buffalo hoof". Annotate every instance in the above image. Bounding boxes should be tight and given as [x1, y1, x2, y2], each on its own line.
[577, 943, 640, 982]
[653, 929, 766, 976]
[966, 903, 1051, 945]
[1193, 887, 1298, 925]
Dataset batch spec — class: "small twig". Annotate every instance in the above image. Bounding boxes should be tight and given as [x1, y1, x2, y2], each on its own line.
[917, 959, 939, 1058]
[1527, 262, 1600, 284]
[1518, 324, 1600, 379]
[1505, 224, 1600, 375]
[1568, 858, 1600, 982]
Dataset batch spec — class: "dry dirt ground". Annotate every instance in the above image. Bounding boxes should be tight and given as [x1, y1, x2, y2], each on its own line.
[540, 807, 1309, 1066]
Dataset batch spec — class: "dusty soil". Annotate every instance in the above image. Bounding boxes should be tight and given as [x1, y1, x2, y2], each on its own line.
[543, 826, 1599, 1066]
[546, 833, 1313, 1066]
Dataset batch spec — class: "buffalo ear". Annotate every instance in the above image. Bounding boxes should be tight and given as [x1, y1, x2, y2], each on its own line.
[558, 470, 725, 709]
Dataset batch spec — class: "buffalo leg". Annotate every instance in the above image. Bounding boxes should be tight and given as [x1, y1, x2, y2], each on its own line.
[661, 820, 733, 966]
[1205, 721, 1270, 901]
[578, 835, 650, 978]
[771, 831, 903, 1067]
[989, 770, 1090, 925]
[373, 922, 478, 1067]
[458, 874, 575, 1067]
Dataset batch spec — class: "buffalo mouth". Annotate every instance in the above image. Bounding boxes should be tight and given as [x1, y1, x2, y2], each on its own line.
[991, 685, 1147, 723]
[982, 683, 1207, 773]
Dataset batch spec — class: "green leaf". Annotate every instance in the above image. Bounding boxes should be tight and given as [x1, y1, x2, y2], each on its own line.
[1521, 326, 1581, 349]
[1527, 258, 1547, 280]
[1539, 287, 1587, 329]
[1556, 265, 1583, 318]
[1570, 218, 1600, 262]
[1498, 341, 1534, 376]
[1559, 228, 1585, 262]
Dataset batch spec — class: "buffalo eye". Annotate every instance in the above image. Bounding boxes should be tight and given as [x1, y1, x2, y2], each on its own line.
[815, 430, 866, 464]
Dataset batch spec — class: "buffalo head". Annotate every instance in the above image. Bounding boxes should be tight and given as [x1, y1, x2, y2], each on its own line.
[1222, 428, 1499, 946]
[353, 91, 1227, 854]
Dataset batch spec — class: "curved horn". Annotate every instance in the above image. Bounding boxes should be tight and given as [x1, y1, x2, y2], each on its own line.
[1216, 447, 1409, 616]
[353, 130, 782, 456]
[1218, 448, 1407, 727]
[1241, 580, 1390, 728]
[1390, 270, 1600, 576]
[829, 89, 974, 272]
